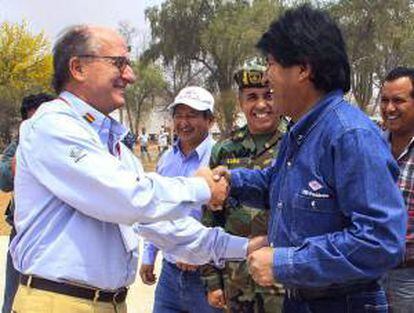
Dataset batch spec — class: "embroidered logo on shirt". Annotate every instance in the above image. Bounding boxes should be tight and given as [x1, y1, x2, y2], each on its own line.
[69, 146, 87, 163]
[301, 189, 331, 199]
[309, 180, 323, 191]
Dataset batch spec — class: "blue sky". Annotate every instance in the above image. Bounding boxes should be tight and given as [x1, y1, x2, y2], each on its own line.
[0, 0, 163, 48]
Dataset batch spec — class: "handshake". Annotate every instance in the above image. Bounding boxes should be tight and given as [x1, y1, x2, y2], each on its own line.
[195, 166, 230, 209]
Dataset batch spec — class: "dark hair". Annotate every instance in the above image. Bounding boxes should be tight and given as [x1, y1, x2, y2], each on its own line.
[172, 106, 214, 120]
[256, 4, 350, 93]
[52, 25, 98, 93]
[20, 93, 55, 119]
[384, 67, 414, 98]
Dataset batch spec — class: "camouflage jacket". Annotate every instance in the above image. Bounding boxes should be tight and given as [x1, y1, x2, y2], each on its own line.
[201, 121, 286, 297]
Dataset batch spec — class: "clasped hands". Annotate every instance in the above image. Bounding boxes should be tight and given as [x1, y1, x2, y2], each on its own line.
[194, 166, 230, 209]
[195, 166, 276, 287]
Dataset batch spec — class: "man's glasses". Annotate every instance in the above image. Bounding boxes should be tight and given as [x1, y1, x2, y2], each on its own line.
[77, 55, 132, 73]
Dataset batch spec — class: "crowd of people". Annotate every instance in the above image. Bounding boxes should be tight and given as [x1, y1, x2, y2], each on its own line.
[0, 3, 413, 313]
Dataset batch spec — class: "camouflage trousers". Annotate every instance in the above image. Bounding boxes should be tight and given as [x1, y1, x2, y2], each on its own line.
[224, 289, 283, 313]
[221, 261, 284, 313]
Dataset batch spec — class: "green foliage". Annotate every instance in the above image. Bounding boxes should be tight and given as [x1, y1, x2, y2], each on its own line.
[125, 60, 167, 135]
[0, 21, 52, 92]
[329, 0, 414, 112]
[145, 0, 414, 125]
[145, 0, 283, 132]
[145, 0, 214, 71]
[0, 21, 53, 145]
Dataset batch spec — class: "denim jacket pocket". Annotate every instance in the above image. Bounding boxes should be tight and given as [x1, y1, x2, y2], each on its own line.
[292, 193, 344, 242]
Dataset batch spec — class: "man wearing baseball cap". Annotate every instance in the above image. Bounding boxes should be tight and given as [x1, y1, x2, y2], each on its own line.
[139, 86, 223, 313]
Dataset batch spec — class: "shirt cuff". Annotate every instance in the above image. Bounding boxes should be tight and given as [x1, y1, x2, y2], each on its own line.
[223, 235, 248, 260]
[229, 169, 243, 194]
[273, 247, 295, 283]
[187, 177, 211, 204]
[141, 244, 158, 265]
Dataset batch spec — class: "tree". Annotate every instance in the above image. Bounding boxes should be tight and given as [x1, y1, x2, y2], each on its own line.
[329, 0, 414, 113]
[125, 60, 167, 135]
[201, 0, 283, 135]
[145, 0, 283, 136]
[0, 21, 53, 145]
[144, 0, 215, 106]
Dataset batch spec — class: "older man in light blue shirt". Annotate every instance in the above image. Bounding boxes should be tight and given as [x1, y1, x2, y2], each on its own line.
[10, 25, 252, 313]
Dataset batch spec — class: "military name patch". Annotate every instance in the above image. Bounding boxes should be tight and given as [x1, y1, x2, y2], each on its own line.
[226, 158, 240, 165]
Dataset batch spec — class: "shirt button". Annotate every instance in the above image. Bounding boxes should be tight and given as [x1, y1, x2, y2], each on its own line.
[297, 134, 303, 142]
[311, 200, 316, 208]
[287, 161, 292, 167]
[277, 201, 283, 209]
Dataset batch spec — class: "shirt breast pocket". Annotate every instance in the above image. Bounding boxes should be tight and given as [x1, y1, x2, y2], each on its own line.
[292, 193, 345, 242]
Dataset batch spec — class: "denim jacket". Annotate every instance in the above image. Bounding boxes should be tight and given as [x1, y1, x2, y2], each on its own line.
[231, 90, 407, 288]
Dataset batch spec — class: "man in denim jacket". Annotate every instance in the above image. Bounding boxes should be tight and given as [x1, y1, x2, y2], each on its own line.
[215, 4, 407, 313]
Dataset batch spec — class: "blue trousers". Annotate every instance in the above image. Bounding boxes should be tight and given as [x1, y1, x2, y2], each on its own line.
[283, 283, 388, 313]
[2, 228, 20, 313]
[153, 260, 222, 313]
[382, 267, 414, 313]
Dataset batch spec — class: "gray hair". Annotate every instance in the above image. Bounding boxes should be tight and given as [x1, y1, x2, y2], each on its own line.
[52, 25, 99, 93]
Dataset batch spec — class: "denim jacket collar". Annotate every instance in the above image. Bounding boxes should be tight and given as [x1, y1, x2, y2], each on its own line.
[290, 90, 344, 146]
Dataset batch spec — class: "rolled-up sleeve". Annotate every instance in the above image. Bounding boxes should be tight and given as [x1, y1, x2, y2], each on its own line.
[141, 240, 159, 265]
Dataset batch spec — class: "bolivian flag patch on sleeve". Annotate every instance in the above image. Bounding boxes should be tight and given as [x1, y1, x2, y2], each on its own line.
[83, 113, 95, 124]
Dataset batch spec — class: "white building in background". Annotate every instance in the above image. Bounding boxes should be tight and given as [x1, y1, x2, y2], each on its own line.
[112, 103, 224, 140]
[111, 104, 171, 137]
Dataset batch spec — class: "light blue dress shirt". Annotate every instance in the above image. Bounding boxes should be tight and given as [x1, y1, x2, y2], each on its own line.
[139, 136, 249, 266]
[10, 91, 213, 290]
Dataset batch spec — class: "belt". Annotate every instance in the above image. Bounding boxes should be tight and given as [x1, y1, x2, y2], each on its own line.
[399, 258, 414, 268]
[286, 281, 380, 301]
[20, 275, 127, 304]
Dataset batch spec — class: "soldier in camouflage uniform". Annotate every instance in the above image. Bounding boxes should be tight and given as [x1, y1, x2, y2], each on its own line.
[201, 59, 286, 313]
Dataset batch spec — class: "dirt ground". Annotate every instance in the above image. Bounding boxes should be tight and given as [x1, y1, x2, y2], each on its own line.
[0, 193, 11, 236]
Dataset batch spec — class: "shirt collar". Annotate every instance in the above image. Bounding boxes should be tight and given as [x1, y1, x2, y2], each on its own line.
[59, 91, 128, 143]
[384, 130, 414, 160]
[173, 134, 214, 161]
[290, 90, 344, 145]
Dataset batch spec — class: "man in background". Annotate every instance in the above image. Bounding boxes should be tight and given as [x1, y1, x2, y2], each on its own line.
[140, 86, 222, 313]
[0, 92, 54, 313]
[380, 67, 414, 313]
[139, 127, 151, 161]
[201, 60, 286, 312]
[215, 5, 406, 312]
